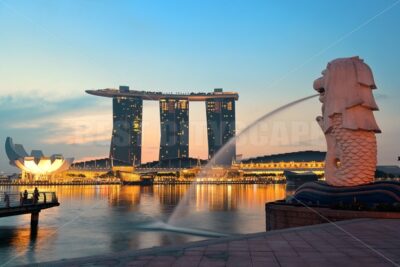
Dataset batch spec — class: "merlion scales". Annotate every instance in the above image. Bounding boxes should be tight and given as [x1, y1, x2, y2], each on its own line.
[313, 56, 380, 186]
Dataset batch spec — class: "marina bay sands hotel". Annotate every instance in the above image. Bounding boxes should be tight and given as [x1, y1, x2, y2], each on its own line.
[86, 86, 239, 166]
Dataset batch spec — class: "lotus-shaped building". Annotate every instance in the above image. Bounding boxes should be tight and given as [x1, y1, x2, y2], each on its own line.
[5, 137, 74, 180]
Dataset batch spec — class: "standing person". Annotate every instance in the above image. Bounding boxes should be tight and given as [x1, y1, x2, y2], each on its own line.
[4, 193, 10, 208]
[33, 187, 39, 204]
[23, 190, 28, 205]
[20, 192, 23, 206]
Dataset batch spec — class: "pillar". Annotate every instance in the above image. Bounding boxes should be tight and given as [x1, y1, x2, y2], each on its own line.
[31, 211, 40, 228]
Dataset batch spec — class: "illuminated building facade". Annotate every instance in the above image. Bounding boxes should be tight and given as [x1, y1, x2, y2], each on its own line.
[110, 86, 143, 165]
[159, 99, 189, 160]
[86, 87, 238, 164]
[206, 89, 236, 165]
[5, 137, 74, 181]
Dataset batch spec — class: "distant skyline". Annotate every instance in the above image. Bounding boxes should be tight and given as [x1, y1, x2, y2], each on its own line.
[1, 0, 400, 173]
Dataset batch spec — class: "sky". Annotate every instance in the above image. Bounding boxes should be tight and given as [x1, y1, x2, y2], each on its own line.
[1, 0, 399, 173]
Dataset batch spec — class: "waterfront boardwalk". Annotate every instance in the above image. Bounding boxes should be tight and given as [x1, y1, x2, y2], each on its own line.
[30, 218, 399, 267]
[0, 191, 59, 227]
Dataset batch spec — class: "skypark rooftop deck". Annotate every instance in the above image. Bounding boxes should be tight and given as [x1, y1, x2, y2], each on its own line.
[86, 88, 239, 101]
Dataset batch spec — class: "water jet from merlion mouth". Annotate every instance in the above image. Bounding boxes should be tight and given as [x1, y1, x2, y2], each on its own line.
[166, 94, 319, 226]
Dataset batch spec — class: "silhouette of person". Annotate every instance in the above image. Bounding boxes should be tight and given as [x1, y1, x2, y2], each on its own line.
[33, 187, 39, 204]
[4, 193, 10, 208]
[23, 190, 28, 205]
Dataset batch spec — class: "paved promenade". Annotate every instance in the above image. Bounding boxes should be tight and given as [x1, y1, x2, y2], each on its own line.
[29, 219, 400, 267]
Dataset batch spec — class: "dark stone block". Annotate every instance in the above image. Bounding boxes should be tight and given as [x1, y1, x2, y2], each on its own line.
[292, 181, 400, 207]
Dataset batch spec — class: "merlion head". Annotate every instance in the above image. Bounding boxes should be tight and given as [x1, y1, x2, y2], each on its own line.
[313, 56, 381, 133]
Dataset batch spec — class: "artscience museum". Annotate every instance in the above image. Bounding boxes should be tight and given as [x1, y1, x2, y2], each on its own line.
[5, 137, 74, 181]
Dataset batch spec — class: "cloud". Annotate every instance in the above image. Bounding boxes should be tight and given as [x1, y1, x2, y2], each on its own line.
[0, 93, 114, 172]
[374, 93, 389, 100]
[0, 93, 107, 118]
[0, 95, 40, 109]
[0, 91, 113, 143]
[10, 107, 112, 145]
[74, 156, 109, 163]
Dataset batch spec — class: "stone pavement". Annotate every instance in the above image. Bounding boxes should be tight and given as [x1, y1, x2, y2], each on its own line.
[29, 219, 400, 267]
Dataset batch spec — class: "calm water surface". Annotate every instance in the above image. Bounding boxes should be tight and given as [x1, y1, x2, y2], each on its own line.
[0, 184, 287, 266]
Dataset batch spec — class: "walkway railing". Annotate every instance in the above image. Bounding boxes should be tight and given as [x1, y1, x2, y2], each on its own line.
[0, 192, 58, 208]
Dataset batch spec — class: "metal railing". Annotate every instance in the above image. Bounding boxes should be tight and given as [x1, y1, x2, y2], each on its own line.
[0, 191, 58, 208]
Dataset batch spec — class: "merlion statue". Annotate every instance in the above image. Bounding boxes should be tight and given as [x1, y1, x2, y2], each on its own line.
[291, 57, 399, 207]
[313, 56, 381, 187]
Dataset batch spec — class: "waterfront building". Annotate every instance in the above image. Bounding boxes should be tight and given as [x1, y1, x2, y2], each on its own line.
[236, 151, 326, 179]
[5, 137, 73, 181]
[159, 98, 189, 160]
[206, 88, 236, 165]
[110, 86, 143, 165]
[241, 151, 326, 164]
[86, 87, 239, 163]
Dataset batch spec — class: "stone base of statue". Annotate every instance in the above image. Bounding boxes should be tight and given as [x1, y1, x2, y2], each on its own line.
[291, 181, 400, 207]
[265, 181, 400, 231]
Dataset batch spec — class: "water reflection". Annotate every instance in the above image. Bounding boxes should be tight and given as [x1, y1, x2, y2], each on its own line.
[0, 184, 286, 266]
